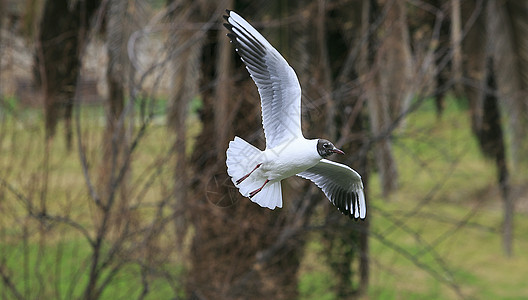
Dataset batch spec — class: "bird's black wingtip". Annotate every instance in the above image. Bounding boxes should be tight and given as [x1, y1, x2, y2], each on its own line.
[225, 9, 238, 19]
[226, 33, 237, 43]
[223, 10, 232, 24]
[223, 23, 233, 31]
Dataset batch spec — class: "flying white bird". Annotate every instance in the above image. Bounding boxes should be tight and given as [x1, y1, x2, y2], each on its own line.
[224, 10, 366, 220]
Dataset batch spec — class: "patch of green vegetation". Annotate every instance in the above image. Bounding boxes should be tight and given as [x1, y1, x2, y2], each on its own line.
[0, 237, 185, 299]
[1, 95, 19, 112]
[2, 96, 527, 299]
[300, 97, 528, 299]
[0, 101, 189, 299]
[367, 98, 528, 299]
[299, 238, 337, 300]
[299, 271, 336, 300]
[189, 95, 203, 114]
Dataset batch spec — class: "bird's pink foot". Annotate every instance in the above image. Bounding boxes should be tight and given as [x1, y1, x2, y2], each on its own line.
[236, 163, 262, 185]
[249, 179, 269, 198]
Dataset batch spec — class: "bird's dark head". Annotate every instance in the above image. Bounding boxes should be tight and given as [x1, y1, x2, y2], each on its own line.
[317, 139, 345, 158]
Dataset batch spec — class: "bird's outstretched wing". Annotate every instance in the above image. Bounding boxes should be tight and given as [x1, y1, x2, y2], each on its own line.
[297, 159, 366, 220]
[224, 10, 303, 149]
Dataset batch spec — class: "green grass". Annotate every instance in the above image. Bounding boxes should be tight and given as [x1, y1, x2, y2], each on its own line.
[1, 97, 527, 299]
[0, 237, 184, 299]
[298, 238, 337, 300]
[299, 98, 528, 299]
[0, 100, 187, 299]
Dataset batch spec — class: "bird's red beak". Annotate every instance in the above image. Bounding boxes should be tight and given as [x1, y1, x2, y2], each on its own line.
[331, 148, 345, 155]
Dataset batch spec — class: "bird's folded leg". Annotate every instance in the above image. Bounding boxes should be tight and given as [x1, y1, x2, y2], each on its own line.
[236, 163, 262, 185]
[249, 179, 269, 198]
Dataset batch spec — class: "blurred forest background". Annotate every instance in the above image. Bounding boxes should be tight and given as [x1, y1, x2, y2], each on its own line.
[1, 0, 528, 299]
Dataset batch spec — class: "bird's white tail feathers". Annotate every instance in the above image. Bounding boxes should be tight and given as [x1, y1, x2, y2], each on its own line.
[226, 136, 283, 209]
[250, 180, 282, 209]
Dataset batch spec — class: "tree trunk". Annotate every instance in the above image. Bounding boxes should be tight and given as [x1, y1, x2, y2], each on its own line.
[185, 3, 341, 299]
[36, 0, 100, 148]
[165, 0, 205, 248]
[186, 5, 301, 299]
[487, 0, 528, 169]
[0, 0, 3, 103]
[99, 0, 136, 203]
[461, 0, 486, 137]
[364, 0, 400, 198]
[450, 0, 463, 96]
[486, 0, 528, 255]
[481, 58, 512, 257]
[463, 0, 514, 257]
[382, 0, 413, 121]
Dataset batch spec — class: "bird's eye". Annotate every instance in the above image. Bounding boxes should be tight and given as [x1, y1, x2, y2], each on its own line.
[324, 143, 330, 148]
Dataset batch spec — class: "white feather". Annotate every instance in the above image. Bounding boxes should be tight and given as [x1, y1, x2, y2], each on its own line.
[297, 159, 366, 220]
[226, 10, 303, 149]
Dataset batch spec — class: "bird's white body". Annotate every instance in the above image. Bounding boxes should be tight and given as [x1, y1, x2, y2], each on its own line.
[260, 138, 320, 182]
[224, 10, 366, 219]
[227, 137, 320, 209]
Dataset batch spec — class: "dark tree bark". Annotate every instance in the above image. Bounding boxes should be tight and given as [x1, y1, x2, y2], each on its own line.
[488, 0, 528, 168]
[0, 0, 3, 101]
[485, 0, 528, 257]
[426, 0, 451, 117]
[480, 58, 512, 257]
[186, 5, 296, 299]
[184, 3, 339, 299]
[36, 0, 101, 148]
[363, 0, 399, 198]
[450, 0, 463, 96]
[165, 0, 205, 251]
[461, 0, 486, 139]
[463, 0, 514, 257]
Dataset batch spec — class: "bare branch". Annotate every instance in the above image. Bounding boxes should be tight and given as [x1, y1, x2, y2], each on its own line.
[0, 261, 24, 300]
